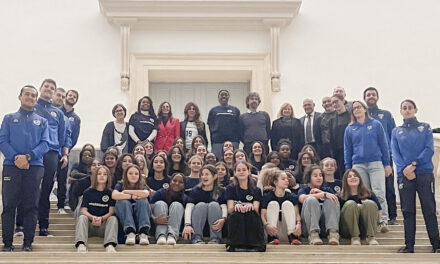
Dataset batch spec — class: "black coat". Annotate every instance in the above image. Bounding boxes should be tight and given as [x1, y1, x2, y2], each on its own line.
[270, 117, 304, 159]
[100, 121, 129, 153]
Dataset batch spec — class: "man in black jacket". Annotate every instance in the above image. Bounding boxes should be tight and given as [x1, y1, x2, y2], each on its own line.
[300, 98, 323, 157]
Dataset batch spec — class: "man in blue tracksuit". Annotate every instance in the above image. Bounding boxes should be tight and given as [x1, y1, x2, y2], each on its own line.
[33, 79, 66, 236]
[0, 85, 49, 251]
[391, 99, 439, 253]
[52, 87, 77, 214]
[364, 87, 397, 224]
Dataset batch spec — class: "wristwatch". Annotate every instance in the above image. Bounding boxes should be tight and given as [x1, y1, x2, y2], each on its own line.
[411, 161, 417, 167]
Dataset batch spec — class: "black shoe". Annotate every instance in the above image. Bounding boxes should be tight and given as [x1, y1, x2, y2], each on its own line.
[432, 247, 440, 253]
[39, 228, 50, 236]
[397, 246, 414, 253]
[22, 245, 33, 252]
[388, 218, 397, 225]
[2, 245, 15, 252]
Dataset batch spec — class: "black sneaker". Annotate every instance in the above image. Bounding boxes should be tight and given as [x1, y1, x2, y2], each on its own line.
[39, 228, 51, 236]
[2, 245, 15, 252]
[388, 218, 397, 225]
[432, 247, 440, 253]
[397, 246, 414, 253]
[22, 245, 33, 252]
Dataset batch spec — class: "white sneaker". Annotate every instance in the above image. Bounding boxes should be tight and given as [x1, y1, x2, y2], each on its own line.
[58, 208, 67, 214]
[125, 233, 136, 245]
[105, 244, 116, 253]
[64, 205, 71, 210]
[77, 244, 87, 253]
[166, 234, 176, 245]
[156, 235, 167, 245]
[139, 233, 150, 245]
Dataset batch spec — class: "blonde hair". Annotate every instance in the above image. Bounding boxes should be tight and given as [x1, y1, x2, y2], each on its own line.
[277, 103, 295, 118]
[320, 157, 338, 170]
[134, 154, 149, 178]
[90, 166, 112, 190]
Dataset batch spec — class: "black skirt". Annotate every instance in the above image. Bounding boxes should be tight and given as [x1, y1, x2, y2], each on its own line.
[226, 211, 266, 252]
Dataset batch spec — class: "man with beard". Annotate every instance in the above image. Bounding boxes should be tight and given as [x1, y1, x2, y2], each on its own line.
[364, 87, 397, 225]
[333, 86, 352, 111]
[322, 94, 351, 179]
[239, 92, 271, 155]
[207, 90, 241, 159]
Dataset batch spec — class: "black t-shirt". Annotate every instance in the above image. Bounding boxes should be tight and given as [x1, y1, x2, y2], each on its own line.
[128, 112, 157, 141]
[323, 180, 342, 195]
[279, 158, 296, 172]
[184, 177, 200, 194]
[340, 193, 382, 210]
[187, 185, 226, 205]
[149, 188, 186, 206]
[114, 182, 148, 204]
[261, 190, 298, 209]
[297, 185, 335, 203]
[81, 188, 115, 217]
[224, 183, 262, 203]
[147, 176, 170, 191]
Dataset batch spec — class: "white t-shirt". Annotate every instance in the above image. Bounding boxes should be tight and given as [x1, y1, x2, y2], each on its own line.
[185, 121, 198, 149]
[114, 121, 127, 154]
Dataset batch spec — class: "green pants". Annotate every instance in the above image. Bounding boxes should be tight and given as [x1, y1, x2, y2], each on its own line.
[340, 200, 378, 238]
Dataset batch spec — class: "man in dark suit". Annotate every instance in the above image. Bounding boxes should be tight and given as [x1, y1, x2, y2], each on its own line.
[300, 98, 323, 157]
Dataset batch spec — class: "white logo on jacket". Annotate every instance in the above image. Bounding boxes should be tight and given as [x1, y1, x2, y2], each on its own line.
[418, 126, 424, 132]
[33, 120, 41, 126]
[378, 114, 384, 119]
[227, 109, 232, 113]
[13, 119, 19, 123]
[367, 125, 372, 130]
[163, 183, 169, 189]
[50, 111, 57, 118]
[246, 195, 253, 201]
[69, 117, 75, 122]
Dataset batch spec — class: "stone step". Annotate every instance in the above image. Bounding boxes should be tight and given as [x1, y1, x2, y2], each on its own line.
[0, 251, 439, 264]
[7, 236, 434, 245]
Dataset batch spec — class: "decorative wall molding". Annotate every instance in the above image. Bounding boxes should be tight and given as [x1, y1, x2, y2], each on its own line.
[99, 0, 302, 91]
[129, 53, 272, 115]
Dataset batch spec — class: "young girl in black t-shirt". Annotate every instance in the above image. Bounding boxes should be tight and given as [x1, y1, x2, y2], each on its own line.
[75, 166, 118, 253]
[182, 165, 227, 244]
[184, 155, 204, 194]
[225, 161, 265, 252]
[261, 169, 301, 245]
[147, 154, 170, 194]
[112, 164, 152, 246]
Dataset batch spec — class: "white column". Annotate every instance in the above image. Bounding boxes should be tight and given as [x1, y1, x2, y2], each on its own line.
[120, 25, 130, 91]
[270, 26, 281, 92]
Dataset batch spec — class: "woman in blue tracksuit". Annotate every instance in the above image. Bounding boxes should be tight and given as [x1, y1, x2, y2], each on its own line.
[391, 99, 439, 253]
[344, 100, 392, 233]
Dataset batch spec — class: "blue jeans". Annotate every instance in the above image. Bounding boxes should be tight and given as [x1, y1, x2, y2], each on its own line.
[192, 202, 222, 241]
[115, 199, 151, 234]
[153, 201, 184, 239]
[353, 161, 388, 223]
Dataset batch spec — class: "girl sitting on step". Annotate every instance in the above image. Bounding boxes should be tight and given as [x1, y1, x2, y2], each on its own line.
[260, 168, 302, 245]
[225, 161, 266, 252]
[75, 166, 118, 253]
[339, 169, 380, 245]
[112, 164, 152, 246]
[182, 164, 227, 244]
[150, 172, 186, 245]
[298, 165, 340, 245]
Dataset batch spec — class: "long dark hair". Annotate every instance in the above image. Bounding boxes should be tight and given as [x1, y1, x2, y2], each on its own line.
[137, 96, 156, 118]
[249, 140, 267, 161]
[167, 145, 187, 174]
[148, 153, 168, 178]
[114, 153, 137, 183]
[215, 161, 231, 187]
[303, 164, 324, 187]
[196, 165, 221, 201]
[122, 164, 146, 190]
[340, 169, 371, 200]
[77, 149, 94, 174]
[296, 151, 315, 179]
[183, 102, 204, 130]
[232, 161, 256, 195]
[300, 144, 320, 163]
[158, 101, 174, 124]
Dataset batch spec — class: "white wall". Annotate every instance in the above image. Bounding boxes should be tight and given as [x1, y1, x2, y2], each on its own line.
[1, 0, 439, 149]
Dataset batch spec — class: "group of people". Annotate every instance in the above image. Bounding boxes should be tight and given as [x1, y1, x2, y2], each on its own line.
[0, 80, 438, 254]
